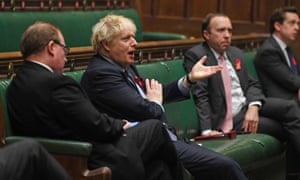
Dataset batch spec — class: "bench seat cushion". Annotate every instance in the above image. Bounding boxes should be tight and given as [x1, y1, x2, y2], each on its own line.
[200, 134, 284, 168]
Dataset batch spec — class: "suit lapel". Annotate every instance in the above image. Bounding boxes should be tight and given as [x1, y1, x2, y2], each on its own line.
[226, 50, 246, 91]
[205, 46, 227, 99]
[98, 54, 140, 91]
[269, 37, 290, 66]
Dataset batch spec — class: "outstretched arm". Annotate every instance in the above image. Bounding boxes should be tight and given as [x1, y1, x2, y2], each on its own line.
[183, 56, 222, 86]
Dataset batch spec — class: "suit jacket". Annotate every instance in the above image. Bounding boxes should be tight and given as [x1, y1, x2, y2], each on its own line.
[7, 61, 124, 141]
[80, 54, 188, 122]
[183, 42, 265, 131]
[254, 36, 300, 102]
[6, 61, 149, 179]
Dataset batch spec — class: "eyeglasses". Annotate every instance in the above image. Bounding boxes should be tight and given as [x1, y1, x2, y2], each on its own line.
[53, 40, 70, 55]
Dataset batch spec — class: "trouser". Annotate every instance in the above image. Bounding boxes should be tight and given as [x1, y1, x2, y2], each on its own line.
[0, 139, 71, 180]
[235, 97, 300, 174]
[173, 138, 247, 180]
[89, 119, 183, 180]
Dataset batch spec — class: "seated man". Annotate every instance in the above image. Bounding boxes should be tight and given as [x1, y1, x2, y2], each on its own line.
[6, 21, 182, 180]
[183, 12, 300, 180]
[254, 6, 300, 179]
[0, 139, 71, 180]
[80, 14, 247, 180]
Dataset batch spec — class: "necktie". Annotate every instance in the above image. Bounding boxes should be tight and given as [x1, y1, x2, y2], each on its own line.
[220, 55, 233, 133]
[286, 46, 297, 75]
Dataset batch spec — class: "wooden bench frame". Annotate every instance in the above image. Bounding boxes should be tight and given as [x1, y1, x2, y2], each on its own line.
[0, 33, 268, 79]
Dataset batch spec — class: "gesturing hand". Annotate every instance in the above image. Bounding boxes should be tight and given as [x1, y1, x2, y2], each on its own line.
[145, 79, 163, 104]
[189, 55, 222, 82]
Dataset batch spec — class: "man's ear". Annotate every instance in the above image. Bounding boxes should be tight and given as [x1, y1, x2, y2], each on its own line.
[47, 40, 55, 56]
[274, 22, 281, 31]
[203, 30, 209, 40]
[101, 40, 110, 51]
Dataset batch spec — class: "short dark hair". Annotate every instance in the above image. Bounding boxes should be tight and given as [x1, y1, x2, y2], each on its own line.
[269, 6, 299, 34]
[20, 21, 61, 59]
[201, 13, 229, 40]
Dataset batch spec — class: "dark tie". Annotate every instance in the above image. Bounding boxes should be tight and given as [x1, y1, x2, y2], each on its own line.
[220, 55, 233, 133]
[286, 46, 297, 75]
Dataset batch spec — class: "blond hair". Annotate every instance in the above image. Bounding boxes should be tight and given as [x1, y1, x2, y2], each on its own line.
[91, 14, 136, 53]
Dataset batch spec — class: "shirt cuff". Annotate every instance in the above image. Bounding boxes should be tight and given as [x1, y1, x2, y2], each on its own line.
[201, 129, 212, 135]
[248, 101, 262, 108]
[178, 77, 190, 96]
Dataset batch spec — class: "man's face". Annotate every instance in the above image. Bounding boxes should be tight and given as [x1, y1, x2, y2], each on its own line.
[105, 30, 137, 67]
[204, 16, 232, 54]
[51, 33, 68, 73]
[276, 12, 299, 44]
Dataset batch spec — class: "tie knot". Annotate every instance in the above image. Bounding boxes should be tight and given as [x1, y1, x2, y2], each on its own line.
[219, 55, 225, 61]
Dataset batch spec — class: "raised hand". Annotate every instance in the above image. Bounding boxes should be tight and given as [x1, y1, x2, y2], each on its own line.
[189, 55, 222, 82]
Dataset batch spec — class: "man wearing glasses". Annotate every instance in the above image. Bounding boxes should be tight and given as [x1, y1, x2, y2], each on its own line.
[7, 21, 184, 180]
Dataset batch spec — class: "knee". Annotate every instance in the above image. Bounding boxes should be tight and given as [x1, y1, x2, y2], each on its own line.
[219, 156, 242, 171]
[18, 139, 44, 155]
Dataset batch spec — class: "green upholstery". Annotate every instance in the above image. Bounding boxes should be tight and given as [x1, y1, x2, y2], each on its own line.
[245, 51, 258, 80]
[136, 55, 285, 180]
[137, 60, 198, 138]
[0, 51, 285, 179]
[142, 32, 188, 41]
[0, 9, 187, 52]
[200, 134, 284, 167]
[64, 70, 85, 82]
[5, 136, 92, 156]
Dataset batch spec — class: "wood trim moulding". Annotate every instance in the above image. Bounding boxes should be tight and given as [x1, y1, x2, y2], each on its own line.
[0, 33, 269, 79]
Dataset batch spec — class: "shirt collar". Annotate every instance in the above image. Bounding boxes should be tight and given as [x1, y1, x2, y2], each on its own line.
[100, 54, 126, 72]
[28, 60, 53, 72]
[272, 34, 287, 51]
[209, 47, 228, 61]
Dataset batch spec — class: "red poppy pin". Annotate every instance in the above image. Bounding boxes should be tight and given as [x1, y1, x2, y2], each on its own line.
[292, 56, 298, 65]
[134, 76, 145, 87]
[235, 58, 241, 71]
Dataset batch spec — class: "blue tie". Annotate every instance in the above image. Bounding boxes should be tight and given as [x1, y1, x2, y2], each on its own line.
[286, 47, 297, 75]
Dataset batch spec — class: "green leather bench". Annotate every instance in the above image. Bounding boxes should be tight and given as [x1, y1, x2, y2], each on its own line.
[134, 52, 286, 180]
[0, 9, 187, 52]
[63, 51, 285, 180]
[0, 51, 285, 180]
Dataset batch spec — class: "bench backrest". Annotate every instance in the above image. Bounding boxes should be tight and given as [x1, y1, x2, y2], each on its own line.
[0, 51, 258, 140]
[136, 60, 199, 138]
[0, 79, 12, 137]
[1, 9, 143, 52]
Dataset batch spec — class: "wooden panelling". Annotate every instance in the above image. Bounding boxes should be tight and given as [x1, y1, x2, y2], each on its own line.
[140, 0, 298, 38]
[1, 0, 131, 11]
[187, 0, 218, 19]
[153, 0, 185, 17]
[223, 0, 252, 21]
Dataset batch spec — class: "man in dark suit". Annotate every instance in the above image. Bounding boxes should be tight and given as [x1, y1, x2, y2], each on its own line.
[6, 21, 183, 180]
[0, 139, 71, 180]
[254, 6, 300, 179]
[254, 6, 300, 102]
[184, 13, 300, 180]
[81, 14, 247, 180]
